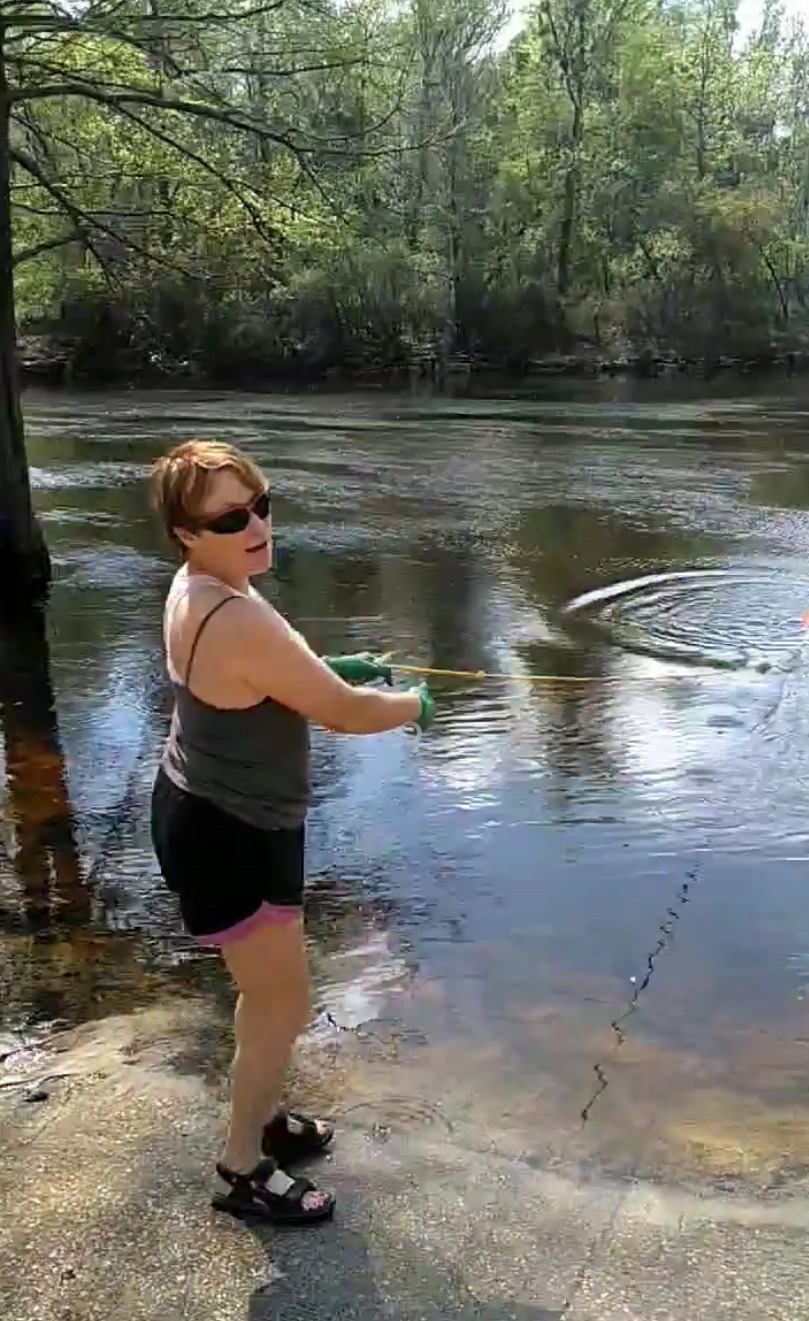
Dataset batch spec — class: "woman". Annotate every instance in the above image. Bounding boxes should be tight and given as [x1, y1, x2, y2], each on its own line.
[149, 438, 434, 1226]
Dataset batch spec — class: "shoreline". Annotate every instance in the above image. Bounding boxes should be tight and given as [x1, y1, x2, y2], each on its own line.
[2, 1000, 808, 1321]
[19, 338, 809, 393]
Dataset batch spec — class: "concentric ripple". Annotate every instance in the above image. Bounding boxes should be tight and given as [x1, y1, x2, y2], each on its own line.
[565, 567, 808, 672]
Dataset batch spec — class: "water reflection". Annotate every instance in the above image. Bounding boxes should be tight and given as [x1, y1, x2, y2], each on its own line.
[0, 607, 87, 929]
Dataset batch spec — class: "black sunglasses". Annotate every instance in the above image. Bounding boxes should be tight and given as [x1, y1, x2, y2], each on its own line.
[198, 488, 270, 536]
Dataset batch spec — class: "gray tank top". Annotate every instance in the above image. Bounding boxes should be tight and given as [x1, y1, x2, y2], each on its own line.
[160, 577, 310, 831]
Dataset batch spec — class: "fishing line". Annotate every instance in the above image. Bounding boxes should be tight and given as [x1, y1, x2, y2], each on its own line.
[382, 651, 625, 742]
[386, 658, 622, 685]
[558, 635, 809, 1313]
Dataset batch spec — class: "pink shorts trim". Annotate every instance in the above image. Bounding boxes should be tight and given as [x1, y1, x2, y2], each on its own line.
[196, 900, 301, 947]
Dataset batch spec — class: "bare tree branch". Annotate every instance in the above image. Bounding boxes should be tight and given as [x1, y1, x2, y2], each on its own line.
[108, 99, 297, 234]
[13, 199, 177, 220]
[11, 80, 307, 152]
[12, 107, 119, 175]
[10, 100, 57, 166]
[760, 244, 790, 322]
[8, 40, 185, 81]
[11, 75, 417, 157]
[9, 50, 374, 93]
[9, 202, 68, 217]
[11, 145, 193, 279]
[13, 230, 84, 267]
[216, 59, 369, 77]
[6, 2, 291, 32]
[540, 1, 581, 113]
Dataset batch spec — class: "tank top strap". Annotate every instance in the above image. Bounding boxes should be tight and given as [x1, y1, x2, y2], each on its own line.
[185, 595, 240, 685]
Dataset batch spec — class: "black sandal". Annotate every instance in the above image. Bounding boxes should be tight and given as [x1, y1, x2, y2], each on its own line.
[212, 1157, 335, 1224]
[262, 1108, 335, 1165]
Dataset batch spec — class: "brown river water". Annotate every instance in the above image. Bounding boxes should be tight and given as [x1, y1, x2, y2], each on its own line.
[4, 379, 809, 1190]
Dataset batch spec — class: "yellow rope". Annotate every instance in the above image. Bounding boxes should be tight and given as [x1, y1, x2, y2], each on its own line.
[383, 658, 614, 685]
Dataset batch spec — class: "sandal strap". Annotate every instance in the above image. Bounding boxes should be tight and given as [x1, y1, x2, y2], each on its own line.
[250, 1157, 278, 1183]
[215, 1159, 318, 1206]
[234, 1172, 320, 1215]
[282, 1176, 318, 1203]
[264, 1109, 333, 1144]
[215, 1156, 277, 1188]
[268, 1108, 317, 1133]
[212, 1155, 334, 1222]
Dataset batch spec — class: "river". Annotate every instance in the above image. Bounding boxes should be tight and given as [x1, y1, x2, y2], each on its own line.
[3, 379, 809, 1191]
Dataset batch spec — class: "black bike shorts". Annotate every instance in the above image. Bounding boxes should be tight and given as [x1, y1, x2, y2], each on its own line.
[150, 767, 304, 945]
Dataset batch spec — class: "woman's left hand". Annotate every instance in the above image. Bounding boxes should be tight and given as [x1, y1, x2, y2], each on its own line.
[322, 652, 393, 686]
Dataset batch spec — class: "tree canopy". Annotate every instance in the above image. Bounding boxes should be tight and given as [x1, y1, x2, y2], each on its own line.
[6, 0, 809, 384]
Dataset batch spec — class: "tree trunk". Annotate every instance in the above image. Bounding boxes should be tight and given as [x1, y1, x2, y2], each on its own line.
[557, 101, 581, 299]
[557, 0, 586, 302]
[0, 27, 51, 611]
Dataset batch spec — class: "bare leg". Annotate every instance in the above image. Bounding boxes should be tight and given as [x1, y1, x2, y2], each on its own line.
[219, 991, 298, 1170]
[213, 915, 332, 1217]
[219, 916, 310, 1174]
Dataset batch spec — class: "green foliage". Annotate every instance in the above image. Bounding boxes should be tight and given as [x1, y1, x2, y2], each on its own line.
[7, 0, 809, 375]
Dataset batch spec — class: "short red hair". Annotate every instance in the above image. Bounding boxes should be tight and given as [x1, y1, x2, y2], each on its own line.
[150, 439, 265, 543]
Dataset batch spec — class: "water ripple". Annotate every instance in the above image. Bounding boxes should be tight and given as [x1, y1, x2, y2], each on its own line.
[566, 566, 806, 672]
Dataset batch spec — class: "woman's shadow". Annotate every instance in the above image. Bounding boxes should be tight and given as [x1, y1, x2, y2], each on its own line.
[246, 1173, 564, 1321]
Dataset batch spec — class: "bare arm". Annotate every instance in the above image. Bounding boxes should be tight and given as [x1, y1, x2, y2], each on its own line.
[235, 599, 421, 734]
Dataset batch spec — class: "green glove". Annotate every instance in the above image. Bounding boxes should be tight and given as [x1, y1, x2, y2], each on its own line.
[408, 681, 436, 731]
[324, 652, 393, 686]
